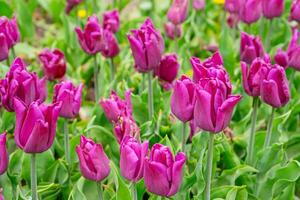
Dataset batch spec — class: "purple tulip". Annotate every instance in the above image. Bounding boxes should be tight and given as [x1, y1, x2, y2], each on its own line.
[167, 0, 189, 25]
[0, 189, 4, 200]
[194, 78, 242, 133]
[262, 0, 284, 19]
[101, 30, 120, 58]
[239, 0, 262, 24]
[38, 49, 67, 81]
[65, 0, 83, 14]
[75, 15, 105, 55]
[99, 90, 132, 122]
[227, 13, 240, 28]
[0, 132, 8, 175]
[274, 48, 288, 69]
[260, 64, 290, 108]
[164, 22, 182, 40]
[53, 80, 83, 119]
[0, 16, 20, 49]
[76, 135, 110, 182]
[127, 18, 164, 73]
[171, 75, 195, 122]
[290, 0, 300, 22]
[287, 29, 300, 71]
[154, 54, 180, 90]
[102, 10, 120, 33]
[0, 58, 47, 112]
[225, 0, 241, 13]
[14, 98, 61, 153]
[193, 0, 205, 10]
[113, 116, 140, 144]
[191, 51, 232, 96]
[0, 33, 8, 61]
[144, 144, 186, 197]
[120, 136, 148, 182]
[240, 32, 265, 64]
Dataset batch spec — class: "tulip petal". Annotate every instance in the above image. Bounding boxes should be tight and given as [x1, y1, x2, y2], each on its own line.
[90, 144, 110, 181]
[168, 152, 186, 197]
[127, 35, 147, 72]
[120, 145, 139, 181]
[261, 80, 282, 108]
[76, 146, 97, 180]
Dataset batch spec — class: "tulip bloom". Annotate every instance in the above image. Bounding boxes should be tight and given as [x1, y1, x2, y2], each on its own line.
[113, 116, 140, 144]
[75, 15, 105, 55]
[171, 75, 195, 122]
[101, 30, 120, 58]
[167, 0, 189, 25]
[53, 80, 83, 119]
[120, 136, 148, 182]
[38, 49, 67, 81]
[127, 18, 164, 73]
[239, 0, 262, 24]
[262, 0, 284, 19]
[0, 132, 8, 175]
[14, 98, 61, 153]
[65, 0, 83, 14]
[102, 10, 120, 33]
[290, 0, 300, 22]
[154, 54, 180, 90]
[194, 78, 242, 133]
[274, 48, 288, 69]
[260, 65, 290, 108]
[76, 135, 110, 182]
[224, 0, 241, 13]
[0, 16, 20, 49]
[164, 22, 182, 40]
[287, 29, 300, 71]
[240, 32, 265, 64]
[0, 58, 47, 112]
[144, 144, 186, 197]
[227, 13, 240, 28]
[193, 0, 205, 10]
[99, 90, 132, 122]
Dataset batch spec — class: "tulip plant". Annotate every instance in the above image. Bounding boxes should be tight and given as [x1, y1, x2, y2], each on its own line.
[1, 0, 300, 200]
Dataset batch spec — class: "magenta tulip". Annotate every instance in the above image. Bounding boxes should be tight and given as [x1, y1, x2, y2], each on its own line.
[14, 98, 61, 153]
[274, 48, 288, 69]
[120, 136, 148, 182]
[113, 116, 140, 144]
[127, 18, 164, 73]
[193, 0, 205, 10]
[171, 76, 195, 122]
[0, 132, 8, 175]
[102, 10, 120, 33]
[287, 29, 300, 71]
[0, 33, 9, 62]
[53, 80, 83, 119]
[225, 0, 241, 13]
[194, 78, 242, 133]
[75, 15, 105, 55]
[38, 49, 67, 81]
[144, 144, 186, 197]
[240, 32, 265, 64]
[0, 16, 20, 49]
[0, 58, 47, 112]
[164, 22, 182, 40]
[167, 0, 189, 25]
[101, 30, 120, 58]
[0, 189, 3, 200]
[227, 13, 240, 28]
[290, 0, 300, 22]
[239, 0, 262, 24]
[262, 0, 284, 19]
[65, 0, 83, 14]
[76, 135, 110, 182]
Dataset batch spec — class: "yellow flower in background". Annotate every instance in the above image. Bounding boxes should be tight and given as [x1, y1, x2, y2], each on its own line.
[213, 0, 225, 4]
[77, 9, 87, 19]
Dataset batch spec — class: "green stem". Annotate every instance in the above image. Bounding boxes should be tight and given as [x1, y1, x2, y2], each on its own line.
[110, 58, 115, 82]
[182, 122, 186, 152]
[97, 182, 103, 200]
[147, 71, 154, 120]
[265, 19, 273, 51]
[205, 133, 214, 200]
[6, 56, 10, 66]
[31, 154, 38, 200]
[246, 97, 259, 165]
[64, 119, 70, 165]
[141, 74, 145, 93]
[11, 46, 16, 59]
[93, 55, 99, 101]
[93, 0, 97, 14]
[264, 107, 275, 148]
[174, 25, 178, 52]
[131, 183, 137, 200]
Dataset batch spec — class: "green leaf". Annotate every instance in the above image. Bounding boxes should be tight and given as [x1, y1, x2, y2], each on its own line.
[0, 0, 13, 17]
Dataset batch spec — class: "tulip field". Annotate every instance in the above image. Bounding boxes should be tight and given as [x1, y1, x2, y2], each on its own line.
[1, 0, 300, 199]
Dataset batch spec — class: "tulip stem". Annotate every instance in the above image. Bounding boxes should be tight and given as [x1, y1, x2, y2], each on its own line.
[110, 58, 115, 83]
[97, 182, 103, 200]
[182, 122, 186, 152]
[174, 25, 178, 52]
[264, 107, 275, 148]
[265, 19, 273, 51]
[64, 119, 71, 165]
[93, 55, 100, 101]
[246, 97, 259, 165]
[205, 133, 214, 200]
[6, 57, 10, 67]
[131, 183, 138, 200]
[147, 71, 154, 120]
[11, 46, 16, 59]
[31, 154, 38, 200]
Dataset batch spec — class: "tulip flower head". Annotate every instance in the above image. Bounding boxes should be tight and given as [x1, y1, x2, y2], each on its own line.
[101, 29, 120, 58]
[0, 132, 8, 175]
[274, 48, 289, 69]
[227, 13, 240, 28]
[262, 0, 284, 19]
[289, 0, 300, 22]
[193, 0, 205, 10]
[76, 135, 110, 182]
[224, 0, 241, 13]
[113, 116, 140, 144]
[0, 16, 20, 49]
[239, 0, 262, 24]
[102, 9, 120, 33]
[287, 29, 300, 71]
[167, 0, 189, 25]
[144, 144, 186, 197]
[164, 22, 182, 40]
[65, 0, 83, 14]
[240, 32, 265, 64]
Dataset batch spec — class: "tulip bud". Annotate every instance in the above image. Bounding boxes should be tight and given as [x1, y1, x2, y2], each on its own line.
[0, 189, 4, 200]
[102, 10, 120, 33]
[194, 78, 242, 133]
[76, 135, 110, 182]
[171, 75, 195, 122]
[240, 32, 265, 64]
[113, 116, 140, 144]
[127, 18, 164, 73]
[274, 48, 288, 69]
[239, 0, 262, 24]
[224, 0, 241, 13]
[0, 58, 47, 112]
[53, 80, 83, 119]
[290, 0, 300, 22]
[0, 16, 20, 49]
[193, 0, 205, 10]
[38, 49, 67, 81]
[101, 30, 120, 58]
[65, 0, 83, 14]
[260, 64, 290, 108]
[164, 22, 182, 40]
[227, 13, 240, 28]
[75, 15, 105, 55]
[144, 144, 186, 197]
[120, 136, 148, 182]
[0, 132, 8, 175]
[287, 29, 300, 71]
[14, 98, 61, 153]
[262, 0, 284, 19]
[0, 33, 9, 62]
[167, 0, 189, 25]
[99, 90, 132, 122]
